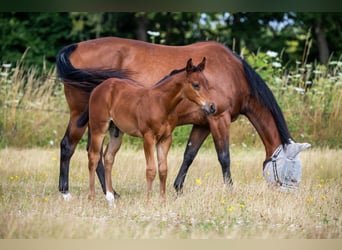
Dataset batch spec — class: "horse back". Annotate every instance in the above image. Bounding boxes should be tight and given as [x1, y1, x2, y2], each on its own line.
[72, 37, 249, 118]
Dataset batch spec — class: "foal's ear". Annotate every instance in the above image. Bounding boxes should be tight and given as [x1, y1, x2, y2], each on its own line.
[186, 58, 194, 73]
[197, 57, 206, 71]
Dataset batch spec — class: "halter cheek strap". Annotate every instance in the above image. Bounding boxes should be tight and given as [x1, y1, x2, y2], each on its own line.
[263, 145, 286, 186]
[263, 145, 282, 169]
[263, 158, 272, 168]
[270, 146, 283, 184]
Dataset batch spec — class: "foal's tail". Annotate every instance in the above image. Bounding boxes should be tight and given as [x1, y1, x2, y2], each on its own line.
[240, 57, 292, 145]
[56, 43, 132, 93]
[77, 106, 89, 128]
[77, 105, 120, 137]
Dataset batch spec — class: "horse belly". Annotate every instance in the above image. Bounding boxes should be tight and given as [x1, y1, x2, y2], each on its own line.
[111, 113, 143, 138]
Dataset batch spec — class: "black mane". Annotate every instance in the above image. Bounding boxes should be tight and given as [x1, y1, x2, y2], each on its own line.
[235, 53, 292, 145]
[153, 64, 203, 87]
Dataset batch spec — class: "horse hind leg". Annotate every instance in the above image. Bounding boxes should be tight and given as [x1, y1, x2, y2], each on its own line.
[103, 123, 123, 206]
[87, 129, 121, 199]
[87, 130, 106, 201]
[59, 119, 87, 200]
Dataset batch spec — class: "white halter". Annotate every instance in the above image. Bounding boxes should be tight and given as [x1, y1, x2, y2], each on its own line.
[263, 140, 311, 191]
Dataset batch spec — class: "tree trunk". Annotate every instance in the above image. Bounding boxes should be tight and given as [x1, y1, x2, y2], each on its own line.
[136, 14, 148, 42]
[315, 24, 330, 64]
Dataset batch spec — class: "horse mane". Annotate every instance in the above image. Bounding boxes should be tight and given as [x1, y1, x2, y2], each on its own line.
[56, 44, 133, 93]
[153, 64, 203, 87]
[236, 54, 292, 145]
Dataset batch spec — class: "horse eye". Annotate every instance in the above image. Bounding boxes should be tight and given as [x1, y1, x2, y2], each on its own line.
[192, 82, 200, 90]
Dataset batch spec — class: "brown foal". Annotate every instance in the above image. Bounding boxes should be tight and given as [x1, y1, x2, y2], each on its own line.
[85, 58, 216, 204]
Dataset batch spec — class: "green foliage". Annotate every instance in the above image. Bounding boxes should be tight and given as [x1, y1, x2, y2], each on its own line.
[244, 48, 342, 148]
[0, 13, 72, 70]
[0, 59, 67, 148]
[1, 12, 342, 149]
[1, 45, 342, 149]
[1, 12, 342, 70]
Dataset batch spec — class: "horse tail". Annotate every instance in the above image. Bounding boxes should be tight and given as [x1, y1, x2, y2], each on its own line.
[56, 43, 132, 93]
[240, 58, 292, 145]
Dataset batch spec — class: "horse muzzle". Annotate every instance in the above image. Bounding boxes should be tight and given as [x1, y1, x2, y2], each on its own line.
[202, 102, 217, 115]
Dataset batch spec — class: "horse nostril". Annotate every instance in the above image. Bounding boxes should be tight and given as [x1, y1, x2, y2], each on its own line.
[210, 104, 216, 114]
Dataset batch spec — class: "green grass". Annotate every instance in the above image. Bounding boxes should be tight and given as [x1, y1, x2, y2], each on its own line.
[0, 50, 341, 238]
[0, 147, 340, 238]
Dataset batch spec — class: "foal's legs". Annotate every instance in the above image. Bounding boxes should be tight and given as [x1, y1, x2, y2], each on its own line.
[156, 135, 172, 202]
[143, 133, 157, 202]
[173, 125, 210, 193]
[87, 129, 106, 200]
[86, 129, 120, 198]
[103, 125, 123, 205]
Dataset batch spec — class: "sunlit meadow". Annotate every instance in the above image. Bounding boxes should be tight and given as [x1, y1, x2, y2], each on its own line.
[0, 48, 341, 239]
[0, 146, 340, 238]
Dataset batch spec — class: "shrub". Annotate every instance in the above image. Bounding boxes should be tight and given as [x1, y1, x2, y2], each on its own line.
[0, 50, 341, 149]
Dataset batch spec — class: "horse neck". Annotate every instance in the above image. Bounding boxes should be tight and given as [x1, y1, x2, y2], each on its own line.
[151, 73, 186, 113]
[244, 99, 283, 160]
[239, 57, 292, 161]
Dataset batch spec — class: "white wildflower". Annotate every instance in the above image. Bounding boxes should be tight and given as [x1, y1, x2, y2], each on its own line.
[147, 30, 160, 37]
[272, 62, 282, 68]
[266, 50, 278, 58]
[294, 87, 305, 94]
[2, 63, 11, 68]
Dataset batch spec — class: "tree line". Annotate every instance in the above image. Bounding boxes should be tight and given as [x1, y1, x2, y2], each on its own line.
[1, 12, 341, 70]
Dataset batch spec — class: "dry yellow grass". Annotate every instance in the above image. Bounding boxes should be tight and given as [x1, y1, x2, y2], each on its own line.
[0, 146, 341, 238]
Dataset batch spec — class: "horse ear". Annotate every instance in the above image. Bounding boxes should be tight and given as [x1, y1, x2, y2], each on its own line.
[186, 58, 193, 73]
[197, 57, 206, 71]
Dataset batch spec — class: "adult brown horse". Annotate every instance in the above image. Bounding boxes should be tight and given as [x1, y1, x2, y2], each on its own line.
[56, 37, 296, 200]
[80, 58, 215, 204]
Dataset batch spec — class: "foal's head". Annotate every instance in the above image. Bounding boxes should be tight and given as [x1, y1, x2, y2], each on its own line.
[182, 57, 216, 115]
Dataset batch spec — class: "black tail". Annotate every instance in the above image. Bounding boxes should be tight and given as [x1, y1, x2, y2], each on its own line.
[56, 44, 132, 93]
[241, 58, 291, 145]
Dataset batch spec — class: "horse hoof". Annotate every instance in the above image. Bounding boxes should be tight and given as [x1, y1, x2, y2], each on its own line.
[114, 192, 120, 199]
[62, 192, 72, 201]
[106, 192, 115, 207]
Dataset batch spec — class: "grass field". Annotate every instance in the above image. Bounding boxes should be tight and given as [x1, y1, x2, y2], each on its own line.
[0, 146, 341, 239]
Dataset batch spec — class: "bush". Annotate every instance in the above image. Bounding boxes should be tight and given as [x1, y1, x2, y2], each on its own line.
[244, 49, 342, 148]
[0, 57, 68, 148]
[0, 50, 341, 149]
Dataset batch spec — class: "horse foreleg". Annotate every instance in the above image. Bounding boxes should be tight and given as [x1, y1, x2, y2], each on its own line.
[143, 134, 157, 203]
[59, 120, 87, 200]
[156, 135, 172, 202]
[173, 125, 210, 193]
[208, 113, 233, 186]
[103, 125, 123, 206]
